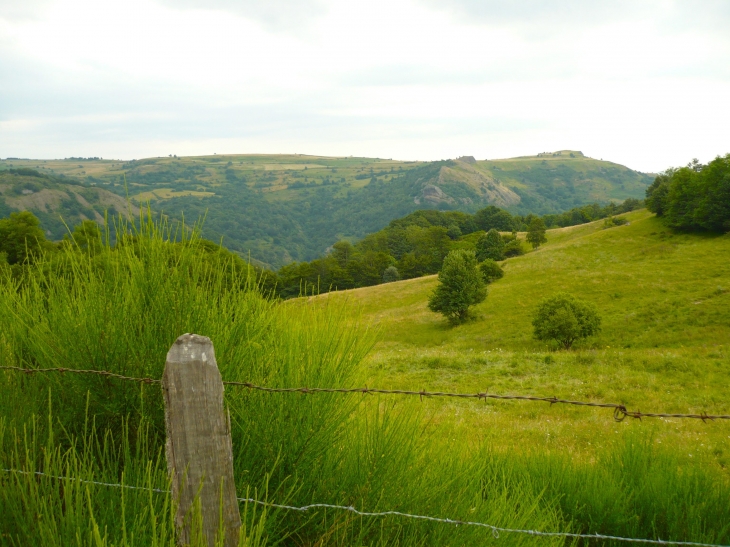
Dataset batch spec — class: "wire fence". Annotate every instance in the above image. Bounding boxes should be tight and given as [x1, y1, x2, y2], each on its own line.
[2, 468, 728, 547]
[2, 365, 729, 423]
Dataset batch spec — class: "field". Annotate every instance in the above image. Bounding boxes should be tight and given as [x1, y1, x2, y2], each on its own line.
[2, 210, 729, 545]
[322, 209, 730, 470]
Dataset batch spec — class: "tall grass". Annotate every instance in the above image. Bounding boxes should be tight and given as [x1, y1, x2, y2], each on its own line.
[1, 213, 728, 545]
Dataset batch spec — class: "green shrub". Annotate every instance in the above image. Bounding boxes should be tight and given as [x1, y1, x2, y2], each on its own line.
[428, 249, 486, 323]
[478, 259, 504, 284]
[532, 292, 601, 349]
[503, 239, 525, 258]
[382, 265, 401, 282]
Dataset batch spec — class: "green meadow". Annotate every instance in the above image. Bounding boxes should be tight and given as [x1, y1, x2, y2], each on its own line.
[1, 210, 729, 545]
[321, 209, 730, 469]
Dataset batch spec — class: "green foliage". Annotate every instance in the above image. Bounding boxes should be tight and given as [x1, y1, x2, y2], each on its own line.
[526, 218, 547, 249]
[646, 154, 730, 232]
[474, 205, 515, 232]
[603, 216, 629, 229]
[478, 259, 504, 284]
[475, 228, 505, 261]
[503, 239, 525, 257]
[427, 249, 486, 323]
[382, 265, 401, 283]
[532, 292, 601, 349]
[0, 211, 51, 264]
[63, 219, 104, 255]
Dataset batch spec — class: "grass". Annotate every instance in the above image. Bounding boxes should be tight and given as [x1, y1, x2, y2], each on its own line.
[1, 211, 729, 545]
[321, 210, 730, 471]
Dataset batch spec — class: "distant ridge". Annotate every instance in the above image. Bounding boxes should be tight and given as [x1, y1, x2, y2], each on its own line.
[0, 153, 653, 267]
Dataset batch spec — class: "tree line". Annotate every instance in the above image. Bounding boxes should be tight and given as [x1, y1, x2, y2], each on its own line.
[275, 199, 642, 298]
[645, 154, 730, 232]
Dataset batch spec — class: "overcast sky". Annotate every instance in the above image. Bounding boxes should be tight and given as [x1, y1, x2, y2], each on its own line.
[1, 0, 729, 171]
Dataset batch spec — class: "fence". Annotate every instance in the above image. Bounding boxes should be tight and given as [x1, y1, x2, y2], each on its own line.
[2, 333, 730, 547]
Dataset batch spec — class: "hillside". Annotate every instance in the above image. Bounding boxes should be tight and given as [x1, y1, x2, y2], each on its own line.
[318, 210, 730, 468]
[0, 168, 132, 240]
[0, 152, 653, 267]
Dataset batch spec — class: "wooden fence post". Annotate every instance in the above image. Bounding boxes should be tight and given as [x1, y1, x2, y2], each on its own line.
[162, 333, 241, 547]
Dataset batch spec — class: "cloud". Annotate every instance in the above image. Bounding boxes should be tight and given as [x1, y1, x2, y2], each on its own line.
[152, 0, 326, 31]
[418, 0, 730, 37]
[0, 0, 54, 20]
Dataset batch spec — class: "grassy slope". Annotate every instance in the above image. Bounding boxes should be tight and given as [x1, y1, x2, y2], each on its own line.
[321, 210, 730, 472]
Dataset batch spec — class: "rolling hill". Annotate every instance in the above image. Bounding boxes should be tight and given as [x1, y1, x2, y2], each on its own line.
[317, 208, 730, 468]
[0, 151, 654, 267]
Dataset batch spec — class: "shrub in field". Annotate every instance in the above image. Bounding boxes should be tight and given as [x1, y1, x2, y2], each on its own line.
[475, 228, 504, 261]
[503, 239, 525, 258]
[532, 292, 601, 349]
[478, 259, 504, 284]
[428, 249, 486, 323]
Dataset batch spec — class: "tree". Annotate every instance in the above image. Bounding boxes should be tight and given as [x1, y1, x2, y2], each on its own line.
[0, 211, 50, 264]
[475, 229, 504, 261]
[428, 249, 486, 323]
[479, 259, 504, 284]
[526, 218, 547, 249]
[474, 206, 515, 232]
[65, 220, 103, 255]
[382, 265, 400, 283]
[532, 293, 601, 349]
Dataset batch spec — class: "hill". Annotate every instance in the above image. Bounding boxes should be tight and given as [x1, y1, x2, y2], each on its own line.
[318, 209, 730, 468]
[0, 168, 132, 240]
[0, 152, 654, 267]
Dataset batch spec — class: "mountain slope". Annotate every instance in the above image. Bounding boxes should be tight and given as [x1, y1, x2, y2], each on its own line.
[0, 152, 654, 267]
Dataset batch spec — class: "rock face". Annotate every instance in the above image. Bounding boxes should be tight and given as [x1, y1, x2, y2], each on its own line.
[413, 159, 521, 208]
[457, 156, 477, 164]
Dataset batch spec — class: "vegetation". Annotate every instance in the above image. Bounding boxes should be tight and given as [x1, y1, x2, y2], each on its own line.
[1, 152, 652, 268]
[532, 292, 602, 349]
[275, 198, 643, 298]
[479, 258, 504, 284]
[646, 154, 730, 232]
[526, 217, 547, 249]
[1, 209, 729, 544]
[427, 249, 486, 323]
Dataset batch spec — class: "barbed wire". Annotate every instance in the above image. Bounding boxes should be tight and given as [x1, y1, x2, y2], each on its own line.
[0, 365, 160, 384]
[2, 468, 727, 547]
[3, 365, 730, 422]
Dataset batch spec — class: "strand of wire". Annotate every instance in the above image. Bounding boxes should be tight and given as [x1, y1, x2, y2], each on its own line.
[3, 365, 730, 422]
[2, 468, 727, 547]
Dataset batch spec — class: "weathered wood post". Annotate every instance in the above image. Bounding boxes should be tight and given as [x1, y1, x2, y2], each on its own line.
[162, 334, 241, 547]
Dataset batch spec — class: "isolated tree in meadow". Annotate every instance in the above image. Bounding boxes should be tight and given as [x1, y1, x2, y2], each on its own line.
[526, 218, 547, 249]
[475, 228, 505, 261]
[532, 292, 601, 349]
[428, 249, 486, 324]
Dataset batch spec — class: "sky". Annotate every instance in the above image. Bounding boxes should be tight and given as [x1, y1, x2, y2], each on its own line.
[1, 0, 729, 172]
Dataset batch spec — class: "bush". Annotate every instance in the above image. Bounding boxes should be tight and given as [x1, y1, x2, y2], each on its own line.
[503, 239, 525, 258]
[428, 249, 486, 323]
[532, 292, 601, 349]
[478, 259, 504, 284]
[603, 216, 628, 229]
